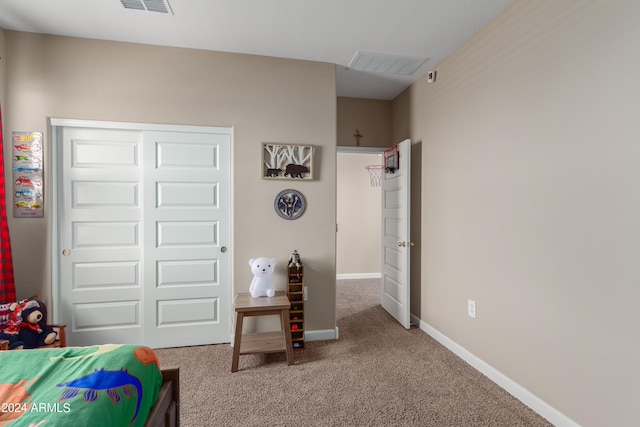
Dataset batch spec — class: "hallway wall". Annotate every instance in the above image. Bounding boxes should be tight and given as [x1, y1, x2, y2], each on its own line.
[336, 151, 382, 277]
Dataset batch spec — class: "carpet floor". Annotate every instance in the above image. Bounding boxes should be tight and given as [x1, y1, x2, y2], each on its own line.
[155, 279, 552, 426]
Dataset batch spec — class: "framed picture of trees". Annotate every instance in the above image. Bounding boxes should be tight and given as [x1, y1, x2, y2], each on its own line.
[262, 143, 314, 180]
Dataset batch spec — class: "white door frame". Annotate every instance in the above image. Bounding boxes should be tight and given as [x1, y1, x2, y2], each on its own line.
[49, 119, 234, 332]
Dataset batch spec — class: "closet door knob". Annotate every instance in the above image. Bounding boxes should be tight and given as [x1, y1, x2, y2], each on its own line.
[62, 249, 71, 256]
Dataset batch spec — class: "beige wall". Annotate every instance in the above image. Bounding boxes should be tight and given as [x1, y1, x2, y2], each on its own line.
[336, 151, 381, 275]
[393, 1, 639, 425]
[1, 30, 6, 200]
[337, 97, 391, 148]
[0, 30, 5, 105]
[2, 32, 337, 334]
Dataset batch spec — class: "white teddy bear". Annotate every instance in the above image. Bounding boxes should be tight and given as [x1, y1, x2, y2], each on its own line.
[249, 257, 277, 298]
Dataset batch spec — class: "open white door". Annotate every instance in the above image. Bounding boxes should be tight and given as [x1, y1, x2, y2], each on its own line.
[381, 139, 411, 328]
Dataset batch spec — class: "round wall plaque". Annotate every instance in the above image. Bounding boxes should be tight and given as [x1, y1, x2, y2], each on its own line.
[274, 189, 306, 220]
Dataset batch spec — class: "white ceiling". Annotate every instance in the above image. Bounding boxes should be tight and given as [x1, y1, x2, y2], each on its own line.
[0, 0, 513, 100]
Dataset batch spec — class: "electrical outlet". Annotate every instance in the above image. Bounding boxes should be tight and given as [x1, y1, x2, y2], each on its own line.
[467, 299, 477, 319]
[304, 286, 308, 301]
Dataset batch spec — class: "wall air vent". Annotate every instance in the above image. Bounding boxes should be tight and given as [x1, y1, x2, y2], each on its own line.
[121, 0, 173, 14]
[347, 51, 428, 76]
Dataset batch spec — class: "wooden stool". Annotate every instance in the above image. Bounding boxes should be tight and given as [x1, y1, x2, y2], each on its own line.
[232, 291, 294, 372]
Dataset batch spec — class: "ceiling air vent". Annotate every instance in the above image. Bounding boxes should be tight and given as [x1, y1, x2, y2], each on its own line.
[121, 0, 173, 14]
[347, 51, 428, 76]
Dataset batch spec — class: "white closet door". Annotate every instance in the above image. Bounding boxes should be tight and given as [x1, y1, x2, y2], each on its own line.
[142, 130, 231, 348]
[57, 125, 231, 348]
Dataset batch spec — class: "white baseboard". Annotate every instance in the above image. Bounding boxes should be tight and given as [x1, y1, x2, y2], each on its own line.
[410, 313, 421, 327]
[336, 273, 381, 280]
[305, 327, 339, 342]
[417, 319, 580, 427]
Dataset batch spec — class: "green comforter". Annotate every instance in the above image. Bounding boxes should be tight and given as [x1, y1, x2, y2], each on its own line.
[0, 344, 162, 426]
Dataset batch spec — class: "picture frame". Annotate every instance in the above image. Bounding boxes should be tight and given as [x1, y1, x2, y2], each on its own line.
[262, 143, 314, 180]
[13, 131, 44, 218]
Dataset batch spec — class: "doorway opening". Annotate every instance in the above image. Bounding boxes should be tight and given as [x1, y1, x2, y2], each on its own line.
[336, 146, 384, 280]
[336, 141, 413, 329]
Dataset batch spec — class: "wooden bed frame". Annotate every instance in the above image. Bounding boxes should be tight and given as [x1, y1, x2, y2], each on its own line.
[146, 368, 180, 427]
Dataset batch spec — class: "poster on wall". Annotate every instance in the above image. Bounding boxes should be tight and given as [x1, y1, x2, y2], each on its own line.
[12, 132, 44, 218]
[262, 143, 314, 180]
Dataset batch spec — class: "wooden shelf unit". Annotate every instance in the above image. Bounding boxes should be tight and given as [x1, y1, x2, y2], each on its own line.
[287, 265, 305, 349]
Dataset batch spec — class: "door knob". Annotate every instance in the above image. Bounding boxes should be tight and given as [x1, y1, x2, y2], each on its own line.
[397, 241, 415, 248]
[220, 246, 228, 253]
[62, 249, 71, 257]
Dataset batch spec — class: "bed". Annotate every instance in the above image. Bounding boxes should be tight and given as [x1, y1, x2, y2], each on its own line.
[0, 344, 179, 427]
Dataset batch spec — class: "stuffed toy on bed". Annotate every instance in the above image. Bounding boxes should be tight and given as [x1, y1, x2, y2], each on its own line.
[0, 298, 57, 349]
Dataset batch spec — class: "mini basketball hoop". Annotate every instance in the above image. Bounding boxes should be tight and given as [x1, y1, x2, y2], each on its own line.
[365, 165, 385, 187]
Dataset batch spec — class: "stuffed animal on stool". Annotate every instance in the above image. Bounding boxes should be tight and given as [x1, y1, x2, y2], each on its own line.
[249, 257, 277, 298]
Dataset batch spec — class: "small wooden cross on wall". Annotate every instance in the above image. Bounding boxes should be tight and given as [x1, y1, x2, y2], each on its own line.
[353, 129, 363, 146]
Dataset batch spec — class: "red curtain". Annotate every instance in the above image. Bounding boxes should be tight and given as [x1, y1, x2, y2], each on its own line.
[0, 105, 17, 304]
